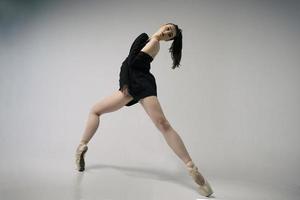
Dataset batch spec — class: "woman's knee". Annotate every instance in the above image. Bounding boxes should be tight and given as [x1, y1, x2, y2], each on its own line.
[90, 101, 115, 116]
[89, 90, 133, 116]
[155, 117, 172, 132]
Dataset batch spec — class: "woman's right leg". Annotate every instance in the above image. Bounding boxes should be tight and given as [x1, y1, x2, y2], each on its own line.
[79, 89, 133, 144]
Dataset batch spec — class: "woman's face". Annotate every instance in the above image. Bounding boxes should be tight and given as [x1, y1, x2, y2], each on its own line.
[156, 24, 176, 41]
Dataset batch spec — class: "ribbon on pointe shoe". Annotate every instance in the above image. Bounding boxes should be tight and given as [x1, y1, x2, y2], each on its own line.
[75, 143, 88, 169]
[185, 161, 214, 197]
[186, 161, 205, 186]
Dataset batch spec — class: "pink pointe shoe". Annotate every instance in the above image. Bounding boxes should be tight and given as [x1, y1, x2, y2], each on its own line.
[186, 161, 214, 197]
[75, 142, 88, 172]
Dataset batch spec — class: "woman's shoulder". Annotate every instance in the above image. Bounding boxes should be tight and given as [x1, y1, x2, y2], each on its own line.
[135, 32, 149, 41]
[140, 37, 160, 60]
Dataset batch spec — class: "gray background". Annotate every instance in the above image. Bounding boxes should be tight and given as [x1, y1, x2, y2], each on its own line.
[1, 0, 299, 199]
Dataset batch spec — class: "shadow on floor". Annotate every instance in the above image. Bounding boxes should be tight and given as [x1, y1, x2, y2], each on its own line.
[74, 163, 216, 199]
[89, 163, 196, 190]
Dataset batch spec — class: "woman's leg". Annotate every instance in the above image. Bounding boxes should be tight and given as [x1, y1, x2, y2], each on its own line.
[79, 90, 133, 144]
[139, 96, 193, 165]
[139, 96, 213, 196]
[139, 96, 207, 185]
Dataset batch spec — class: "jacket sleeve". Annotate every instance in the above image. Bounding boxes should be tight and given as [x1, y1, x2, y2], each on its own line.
[119, 57, 129, 88]
[119, 33, 146, 88]
[128, 33, 148, 58]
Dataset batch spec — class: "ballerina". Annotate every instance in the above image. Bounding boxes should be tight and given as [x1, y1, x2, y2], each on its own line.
[75, 23, 213, 197]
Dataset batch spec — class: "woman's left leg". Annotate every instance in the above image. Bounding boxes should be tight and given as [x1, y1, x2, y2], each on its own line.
[140, 96, 213, 196]
[139, 96, 192, 165]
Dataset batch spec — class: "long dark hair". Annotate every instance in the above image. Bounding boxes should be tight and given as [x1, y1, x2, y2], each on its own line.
[165, 23, 182, 69]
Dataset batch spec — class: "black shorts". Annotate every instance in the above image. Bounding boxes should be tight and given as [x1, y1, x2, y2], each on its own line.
[119, 51, 157, 106]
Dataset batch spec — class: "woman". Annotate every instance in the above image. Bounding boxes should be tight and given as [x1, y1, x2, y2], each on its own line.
[75, 23, 214, 197]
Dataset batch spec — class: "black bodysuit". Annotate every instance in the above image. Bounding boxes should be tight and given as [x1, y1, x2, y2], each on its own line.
[118, 32, 157, 106]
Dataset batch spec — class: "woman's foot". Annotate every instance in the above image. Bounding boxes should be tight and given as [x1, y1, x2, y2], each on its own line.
[75, 142, 88, 172]
[186, 161, 214, 197]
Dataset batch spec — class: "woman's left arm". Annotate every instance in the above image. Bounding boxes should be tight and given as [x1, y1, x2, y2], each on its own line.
[141, 38, 160, 59]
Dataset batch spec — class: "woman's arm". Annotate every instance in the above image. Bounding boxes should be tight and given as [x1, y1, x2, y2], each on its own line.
[141, 38, 160, 59]
[128, 33, 148, 56]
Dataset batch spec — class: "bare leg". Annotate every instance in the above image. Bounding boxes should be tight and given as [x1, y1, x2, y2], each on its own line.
[162, 127, 193, 164]
[80, 90, 133, 144]
[139, 96, 192, 165]
[139, 96, 207, 186]
[76, 89, 133, 171]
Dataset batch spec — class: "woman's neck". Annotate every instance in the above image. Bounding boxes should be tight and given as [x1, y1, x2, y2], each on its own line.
[148, 34, 161, 42]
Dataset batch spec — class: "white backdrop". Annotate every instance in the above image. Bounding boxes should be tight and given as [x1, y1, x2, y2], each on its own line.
[1, 0, 299, 199]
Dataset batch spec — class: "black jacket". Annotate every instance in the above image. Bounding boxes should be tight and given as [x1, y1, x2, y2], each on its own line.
[119, 32, 150, 91]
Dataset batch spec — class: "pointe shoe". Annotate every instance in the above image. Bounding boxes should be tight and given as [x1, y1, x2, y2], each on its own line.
[75, 142, 88, 172]
[186, 161, 214, 197]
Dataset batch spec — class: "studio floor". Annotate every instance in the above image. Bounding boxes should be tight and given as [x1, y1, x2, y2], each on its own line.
[1, 159, 299, 200]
